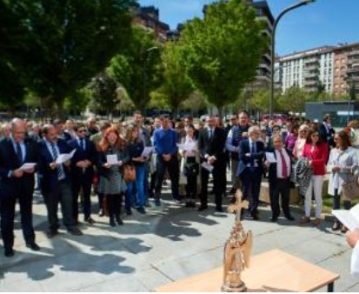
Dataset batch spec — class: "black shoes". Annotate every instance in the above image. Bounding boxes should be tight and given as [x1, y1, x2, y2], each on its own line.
[46, 229, 59, 238]
[116, 215, 124, 225]
[85, 217, 96, 224]
[185, 201, 196, 208]
[215, 206, 224, 212]
[4, 248, 14, 257]
[197, 205, 208, 211]
[285, 215, 295, 221]
[137, 207, 146, 214]
[67, 227, 83, 236]
[271, 217, 278, 222]
[26, 242, 40, 251]
[110, 219, 116, 227]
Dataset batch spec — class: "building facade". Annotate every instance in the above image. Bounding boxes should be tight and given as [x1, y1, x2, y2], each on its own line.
[132, 5, 170, 42]
[278, 46, 334, 94]
[277, 42, 359, 98]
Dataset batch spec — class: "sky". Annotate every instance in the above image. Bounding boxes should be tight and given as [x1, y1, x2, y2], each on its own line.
[138, 0, 359, 56]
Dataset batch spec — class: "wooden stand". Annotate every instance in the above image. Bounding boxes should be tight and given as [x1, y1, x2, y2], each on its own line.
[155, 249, 339, 292]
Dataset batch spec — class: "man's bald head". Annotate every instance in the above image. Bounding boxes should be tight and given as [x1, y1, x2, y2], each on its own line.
[11, 118, 26, 142]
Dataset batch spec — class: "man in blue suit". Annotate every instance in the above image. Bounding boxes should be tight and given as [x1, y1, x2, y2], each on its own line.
[0, 118, 40, 257]
[68, 122, 98, 224]
[38, 124, 82, 237]
[237, 126, 264, 220]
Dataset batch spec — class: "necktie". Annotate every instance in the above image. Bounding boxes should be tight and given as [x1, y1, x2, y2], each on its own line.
[50, 142, 65, 180]
[16, 142, 23, 165]
[209, 128, 213, 140]
[279, 149, 288, 178]
[80, 138, 85, 151]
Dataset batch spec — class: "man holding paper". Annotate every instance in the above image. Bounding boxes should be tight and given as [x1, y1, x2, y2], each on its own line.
[0, 118, 40, 257]
[38, 124, 82, 238]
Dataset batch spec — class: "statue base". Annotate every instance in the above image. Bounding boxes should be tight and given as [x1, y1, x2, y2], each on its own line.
[221, 281, 247, 292]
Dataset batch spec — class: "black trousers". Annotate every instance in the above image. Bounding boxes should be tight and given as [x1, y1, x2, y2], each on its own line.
[155, 156, 179, 200]
[72, 175, 93, 221]
[200, 163, 226, 208]
[43, 180, 76, 231]
[107, 193, 123, 219]
[269, 178, 291, 218]
[0, 188, 35, 250]
[241, 168, 262, 216]
[333, 188, 351, 222]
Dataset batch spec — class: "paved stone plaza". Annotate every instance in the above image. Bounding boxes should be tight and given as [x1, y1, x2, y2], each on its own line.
[1, 189, 359, 292]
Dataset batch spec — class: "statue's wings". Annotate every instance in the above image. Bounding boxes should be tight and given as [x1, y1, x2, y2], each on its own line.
[243, 230, 253, 268]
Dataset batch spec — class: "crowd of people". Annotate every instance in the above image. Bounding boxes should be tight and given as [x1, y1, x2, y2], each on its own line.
[1, 110, 359, 260]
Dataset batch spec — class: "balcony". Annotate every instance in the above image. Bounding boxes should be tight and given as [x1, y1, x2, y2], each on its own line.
[304, 57, 319, 65]
[347, 49, 359, 57]
[347, 66, 359, 74]
[303, 79, 318, 86]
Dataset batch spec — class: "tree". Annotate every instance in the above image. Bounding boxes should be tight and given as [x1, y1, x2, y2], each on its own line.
[109, 25, 162, 111]
[277, 86, 309, 113]
[248, 90, 271, 113]
[158, 41, 194, 114]
[0, 0, 134, 116]
[89, 73, 119, 119]
[179, 0, 268, 116]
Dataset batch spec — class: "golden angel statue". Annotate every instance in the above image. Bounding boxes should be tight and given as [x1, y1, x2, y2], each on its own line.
[222, 190, 253, 292]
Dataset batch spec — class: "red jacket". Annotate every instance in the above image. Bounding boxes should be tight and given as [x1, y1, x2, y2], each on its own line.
[302, 142, 328, 175]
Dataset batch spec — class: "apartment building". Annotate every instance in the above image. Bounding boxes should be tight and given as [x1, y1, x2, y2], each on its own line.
[132, 5, 170, 42]
[278, 46, 334, 93]
[277, 42, 359, 97]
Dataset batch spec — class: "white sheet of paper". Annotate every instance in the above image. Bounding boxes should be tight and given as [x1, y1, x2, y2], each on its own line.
[201, 162, 214, 172]
[141, 147, 153, 158]
[106, 154, 119, 165]
[56, 149, 76, 164]
[265, 152, 277, 163]
[183, 142, 197, 151]
[19, 162, 36, 171]
[332, 203, 359, 231]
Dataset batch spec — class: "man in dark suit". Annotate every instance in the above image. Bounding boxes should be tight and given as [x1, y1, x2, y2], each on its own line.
[265, 134, 295, 222]
[319, 114, 335, 148]
[198, 116, 227, 212]
[38, 124, 82, 237]
[0, 118, 40, 257]
[237, 126, 264, 220]
[68, 122, 98, 224]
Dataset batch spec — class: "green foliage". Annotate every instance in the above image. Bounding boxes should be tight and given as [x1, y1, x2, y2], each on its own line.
[277, 86, 310, 113]
[0, 0, 134, 114]
[0, 61, 24, 111]
[89, 73, 119, 116]
[157, 41, 194, 112]
[248, 90, 272, 113]
[109, 25, 162, 110]
[179, 0, 268, 114]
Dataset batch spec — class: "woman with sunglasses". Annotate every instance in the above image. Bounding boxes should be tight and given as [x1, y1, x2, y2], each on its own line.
[300, 128, 329, 226]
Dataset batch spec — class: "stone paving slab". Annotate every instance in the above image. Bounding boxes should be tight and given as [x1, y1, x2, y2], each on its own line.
[0, 192, 357, 292]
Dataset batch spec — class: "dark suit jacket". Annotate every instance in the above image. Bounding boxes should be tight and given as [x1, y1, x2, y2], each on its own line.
[319, 123, 335, 147]
[266, 148, 293, 187]
[198, 127, 227, 166]
[68, 138, 98, 180]
[0, 137, 38, 198]
[237, 139, 264, 176]
[37, 139, 72, 195]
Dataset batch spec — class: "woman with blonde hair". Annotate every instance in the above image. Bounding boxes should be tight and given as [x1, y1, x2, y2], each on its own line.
[97, 127, 129, 226]
[292, 124, 309, 159]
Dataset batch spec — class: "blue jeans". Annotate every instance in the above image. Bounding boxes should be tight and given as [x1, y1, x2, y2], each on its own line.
[127, 165, 146, 208]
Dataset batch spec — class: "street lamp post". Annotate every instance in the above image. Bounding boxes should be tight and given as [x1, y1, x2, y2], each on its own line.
[270, 0, 315, 119]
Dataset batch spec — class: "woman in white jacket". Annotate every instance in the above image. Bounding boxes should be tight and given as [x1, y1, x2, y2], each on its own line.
[327, 130, 358, 232]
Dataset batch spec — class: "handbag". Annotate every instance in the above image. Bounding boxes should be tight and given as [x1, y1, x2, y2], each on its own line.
[184, 162, 199, 177]
[342, 177, 359, 200]
[123, 164, 136, 182]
